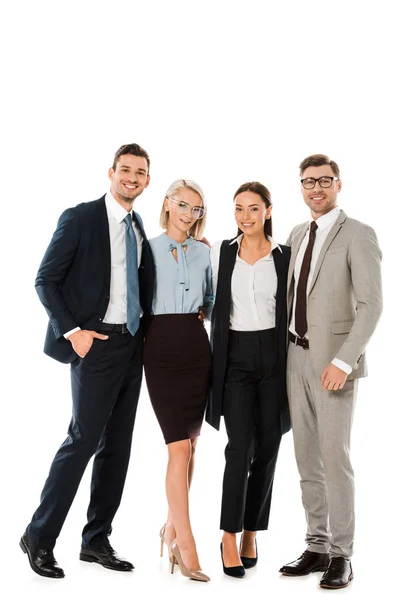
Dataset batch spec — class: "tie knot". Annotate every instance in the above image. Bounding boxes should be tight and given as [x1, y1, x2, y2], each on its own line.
[124, 213, 132, 226]
[310, 220, 318, 233]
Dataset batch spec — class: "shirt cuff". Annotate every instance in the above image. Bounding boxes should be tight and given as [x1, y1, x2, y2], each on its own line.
[332, 357, 352, 375]
[64, 327, 81, 340]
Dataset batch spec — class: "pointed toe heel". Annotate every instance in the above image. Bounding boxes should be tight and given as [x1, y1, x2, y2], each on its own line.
[220, 543, 245, 578]
[170, 541, 210, 582]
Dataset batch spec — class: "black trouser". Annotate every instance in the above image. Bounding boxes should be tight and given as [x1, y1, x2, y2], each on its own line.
[27, 328, 143, 549]
[220, 328, 282, 533]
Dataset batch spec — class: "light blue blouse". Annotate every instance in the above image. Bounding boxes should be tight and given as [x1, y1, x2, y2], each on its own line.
[149, 233, 214, 317]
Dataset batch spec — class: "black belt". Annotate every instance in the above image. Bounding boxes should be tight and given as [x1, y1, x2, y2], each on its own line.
[97, 323, 129, 334]
[289, 331, 309, 349]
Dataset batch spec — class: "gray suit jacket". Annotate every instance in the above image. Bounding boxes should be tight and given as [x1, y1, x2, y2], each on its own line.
[287, 210, 383, 380]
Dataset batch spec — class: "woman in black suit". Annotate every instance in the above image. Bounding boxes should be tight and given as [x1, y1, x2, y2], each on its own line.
[207, 182, 291, 577]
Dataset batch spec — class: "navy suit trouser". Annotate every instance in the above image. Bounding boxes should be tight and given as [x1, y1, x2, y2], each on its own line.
[27, 328, 143, 549]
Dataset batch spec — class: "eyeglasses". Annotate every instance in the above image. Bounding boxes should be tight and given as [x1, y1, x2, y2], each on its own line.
[301, 176, 339, 190]
[167, 197, 205, 219]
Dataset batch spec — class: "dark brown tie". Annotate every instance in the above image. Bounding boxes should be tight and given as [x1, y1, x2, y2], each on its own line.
[295, 220, 318, 338]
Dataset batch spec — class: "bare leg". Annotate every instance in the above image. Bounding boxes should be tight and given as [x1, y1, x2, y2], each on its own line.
[163, 437, 198, 547]
[221, 531, 242, 567]
[165, 438, 201, 570]
[240, 530, 257, 558]
[188, 437, 197, 486]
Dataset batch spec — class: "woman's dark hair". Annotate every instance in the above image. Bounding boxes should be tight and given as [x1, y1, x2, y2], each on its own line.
[234, 181, 272, 238]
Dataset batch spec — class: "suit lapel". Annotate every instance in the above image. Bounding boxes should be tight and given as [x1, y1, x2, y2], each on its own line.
[132, 210, 147, 241]
[217, 241, 237, 299]
[98, 196, 111, 279]
[273, 248, 286, 330]
[308, 211, 347, 293]
[214, 241, 236, 330]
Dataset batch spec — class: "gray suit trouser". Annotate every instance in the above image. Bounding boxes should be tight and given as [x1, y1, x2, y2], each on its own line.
[287, 342, 357, 558]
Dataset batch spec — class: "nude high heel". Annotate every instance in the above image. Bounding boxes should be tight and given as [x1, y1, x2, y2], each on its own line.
[170, 540, 210, 582]
[159, 524, 173, 563]
[159, 525, 166, 557]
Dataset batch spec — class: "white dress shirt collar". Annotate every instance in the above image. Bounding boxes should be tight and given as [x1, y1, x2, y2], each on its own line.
[229, 234, 282, 253]
[106, 191, 132, 223]
[312, 206, 341, 233]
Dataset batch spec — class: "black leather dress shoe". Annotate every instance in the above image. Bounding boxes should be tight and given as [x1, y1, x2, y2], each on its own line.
[279, 550, 329, 576]
[220, 543, 245, 578]
[320, 557, 353, 589]
[20, 533, 65, 578]
[80, 540, 134, 571]
[240, 539, 258, 569]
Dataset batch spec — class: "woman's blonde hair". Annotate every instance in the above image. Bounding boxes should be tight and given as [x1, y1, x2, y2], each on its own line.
[160, 179, 207, 240]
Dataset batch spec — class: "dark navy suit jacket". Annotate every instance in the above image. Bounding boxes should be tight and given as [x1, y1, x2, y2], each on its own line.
[35, 195, 154, 363]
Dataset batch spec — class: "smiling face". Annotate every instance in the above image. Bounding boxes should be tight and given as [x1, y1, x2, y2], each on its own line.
[108, 154, 150, 208]
[234, 191, 272, 237]
[301, 164, 342, 219]
[164, 187, 203, 239]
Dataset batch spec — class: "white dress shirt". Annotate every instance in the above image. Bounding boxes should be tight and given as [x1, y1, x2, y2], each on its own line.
[64, 192, 143, 337]
[211, 235, 281, 331]
[289, 206, 352, 374]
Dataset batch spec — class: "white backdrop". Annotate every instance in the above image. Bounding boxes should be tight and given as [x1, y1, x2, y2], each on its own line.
[1, 1, 398, 599]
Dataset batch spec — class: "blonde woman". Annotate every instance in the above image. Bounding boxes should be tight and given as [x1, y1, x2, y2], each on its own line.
[143, 180, 213, 582]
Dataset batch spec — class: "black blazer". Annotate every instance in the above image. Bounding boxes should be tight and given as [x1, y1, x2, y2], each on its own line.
[205, 239, 291, 434]
[35, 196, 154, 364]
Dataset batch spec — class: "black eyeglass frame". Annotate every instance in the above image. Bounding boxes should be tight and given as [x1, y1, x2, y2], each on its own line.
[301, 176, 339, 189]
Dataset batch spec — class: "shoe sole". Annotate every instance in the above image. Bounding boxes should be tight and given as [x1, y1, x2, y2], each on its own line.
[320, 573, 354, 589]
[19, 537, 65, 579]
[79, 553, 133, 571]
[280, 566, 329, 576]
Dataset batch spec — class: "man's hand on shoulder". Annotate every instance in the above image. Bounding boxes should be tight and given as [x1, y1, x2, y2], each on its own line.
[199, 236, 211, 248]
[67, 330, 108, 358]
[321, 363, 348, 391]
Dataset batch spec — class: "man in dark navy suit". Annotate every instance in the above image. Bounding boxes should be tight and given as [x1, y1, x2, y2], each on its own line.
[20, 143, 154, 578]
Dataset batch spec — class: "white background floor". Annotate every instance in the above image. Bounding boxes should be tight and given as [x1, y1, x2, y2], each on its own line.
[1, 1, 398, 599]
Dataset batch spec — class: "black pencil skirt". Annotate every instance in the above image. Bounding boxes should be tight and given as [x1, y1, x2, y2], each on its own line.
[143, 314, 212, 444]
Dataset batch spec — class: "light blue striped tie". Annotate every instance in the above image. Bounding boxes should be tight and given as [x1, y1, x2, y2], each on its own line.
[124, 213, 140, 336]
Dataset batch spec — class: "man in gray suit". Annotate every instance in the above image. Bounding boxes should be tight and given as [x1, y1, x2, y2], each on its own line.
[279, 154, 382, 589]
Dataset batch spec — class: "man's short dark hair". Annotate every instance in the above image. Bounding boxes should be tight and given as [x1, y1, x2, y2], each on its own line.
[112, 143, 150, 172]
[299, 154, 340, 178]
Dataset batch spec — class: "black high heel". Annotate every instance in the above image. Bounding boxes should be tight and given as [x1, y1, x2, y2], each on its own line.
[220, 543, 245, 578]
[240, 538, 258, 569]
